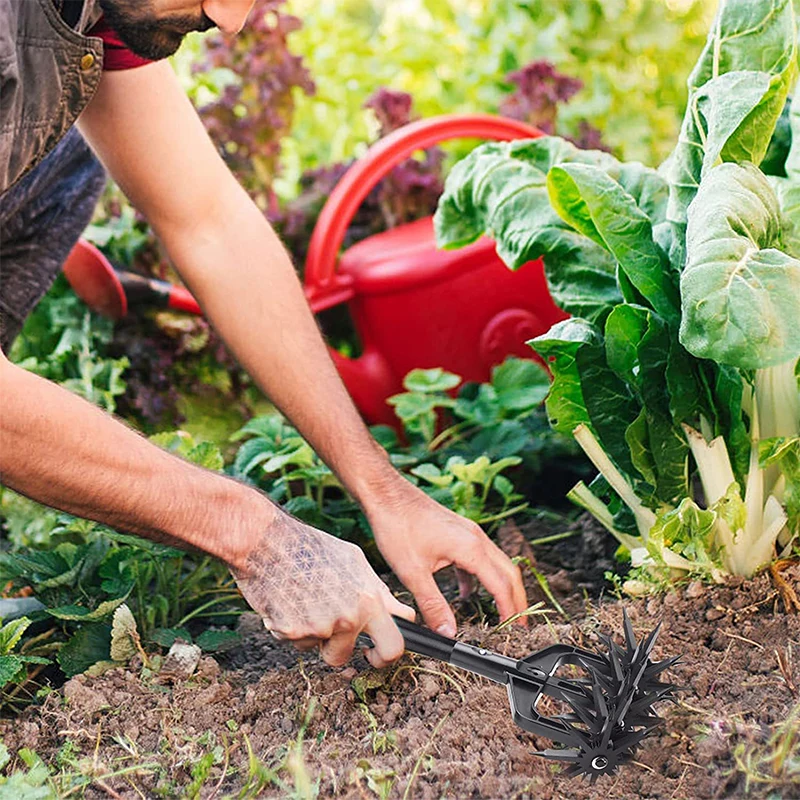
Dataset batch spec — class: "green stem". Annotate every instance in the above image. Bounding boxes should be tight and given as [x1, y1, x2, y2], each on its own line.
[176, 594, 242, 627]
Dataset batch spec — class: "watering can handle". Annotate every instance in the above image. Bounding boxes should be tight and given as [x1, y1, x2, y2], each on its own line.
[303, 113, 543, 310]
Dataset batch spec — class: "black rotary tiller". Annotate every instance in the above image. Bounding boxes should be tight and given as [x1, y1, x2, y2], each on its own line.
[359, 611, 678, 781]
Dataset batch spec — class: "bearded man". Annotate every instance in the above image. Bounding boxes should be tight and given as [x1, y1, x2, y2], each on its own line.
[0, 0, 527, 667]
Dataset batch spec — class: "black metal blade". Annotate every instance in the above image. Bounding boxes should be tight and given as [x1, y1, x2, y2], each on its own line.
[531, 613, 680, 781]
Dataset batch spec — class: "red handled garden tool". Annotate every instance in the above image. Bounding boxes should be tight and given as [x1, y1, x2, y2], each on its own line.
[62, 240, 201, 320]
[358, 611, 678, 781]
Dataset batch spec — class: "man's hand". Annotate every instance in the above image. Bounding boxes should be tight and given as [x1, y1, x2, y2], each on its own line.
[364, 478, 528, 637]
[231, 510, 415, 668]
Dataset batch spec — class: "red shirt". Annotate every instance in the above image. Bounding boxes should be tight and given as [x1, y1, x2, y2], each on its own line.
[87, 16, 154, 71]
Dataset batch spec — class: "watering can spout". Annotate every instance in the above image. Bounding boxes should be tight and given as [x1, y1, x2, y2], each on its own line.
[327, 346, 398, 427]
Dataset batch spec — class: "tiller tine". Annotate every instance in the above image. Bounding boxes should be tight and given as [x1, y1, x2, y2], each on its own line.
[357, 610, 679, 780]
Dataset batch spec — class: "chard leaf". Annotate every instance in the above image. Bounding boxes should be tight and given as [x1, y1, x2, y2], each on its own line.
[530, 319, 597, 438]
[759, 436, 800, 533]
[532, 318, 639, 477]
[626, 410, 656, 488]
[548, 163, 680, 320]
[711, 364, 751, 485]
[647, 497, 719, 574]
[681, 162, 800, 369]
[786, 92, 800, 181]
[605, 305, 649, 386]
[434, 138, 622, 321]
[665, 0, 797, 244]
[603, 305, 689, 501]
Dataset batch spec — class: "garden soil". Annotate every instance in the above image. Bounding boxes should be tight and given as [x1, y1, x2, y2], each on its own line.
[3, 525, 800, 798]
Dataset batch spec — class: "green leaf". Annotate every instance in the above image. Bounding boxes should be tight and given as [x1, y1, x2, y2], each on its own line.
[231, 415, 286, 443]
[625, 410, 656, 488]
[402, 368, 461, 393]
[410, 463, 453, 489]
[648, 497, 719, 571]
[232, 438, 275, 477]
[605, 305, 649, 386]
[665, 0, 797, 236]
[547, 163, 680, 321]
[0, 655, 25, 688]
[57, 623, 112, 678]
[681, 162, 800, 369]
[47, 595, 128, 622]
[490, 357, 550, 412]
[531, 318, 597, 437]
[434, 137, 623, 322]
[535, 318, 641, 478]
[194, 629, 241, 653]
[0, 617, 31, 656]
[148, 627, 193, 648]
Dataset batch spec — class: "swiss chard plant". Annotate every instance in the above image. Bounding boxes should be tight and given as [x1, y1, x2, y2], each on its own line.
[434, 0, 800, 586]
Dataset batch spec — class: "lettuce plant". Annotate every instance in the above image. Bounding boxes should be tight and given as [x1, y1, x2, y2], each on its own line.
[434, 0, 800, 584]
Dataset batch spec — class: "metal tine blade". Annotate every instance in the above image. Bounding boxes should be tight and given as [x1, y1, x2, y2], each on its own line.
[565, 690, 601, 731]
[640, 621, 663, 660]
[610, 728, 649, 757]
[535, 748, 583, 763]
[616, 682, 637, 724]
[592, 675, 609, 723]
[622, 608, 638, 658]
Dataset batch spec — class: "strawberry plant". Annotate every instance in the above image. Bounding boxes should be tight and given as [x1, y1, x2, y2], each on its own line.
[231, 359, 584, 545]
[434, 0, 800, 586]
[0, 436, 243, 680]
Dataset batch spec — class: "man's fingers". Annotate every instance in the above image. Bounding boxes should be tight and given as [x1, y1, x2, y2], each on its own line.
[362, 612, 406, 669]
[377, 582, 416, 623]
[456, 568, 477, 600]
[459, 543, 528, 624]
[319, 629, 359, 667]
[405, 571, 456, 638]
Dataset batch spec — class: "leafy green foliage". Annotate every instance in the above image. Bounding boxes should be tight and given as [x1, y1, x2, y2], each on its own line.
[0, 619, 49, 694]
[285, 0, 713, 176]
[681, 162, 800, 368]
[0, 436, 244, 680]
[9, 276, 128, 413]
[232, 359, 578, 546]
[434, 0, 800, 583]
[0, 746, 52, 800]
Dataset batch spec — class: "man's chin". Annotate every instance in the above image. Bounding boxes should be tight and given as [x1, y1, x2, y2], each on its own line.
[116, 27, 186, 60]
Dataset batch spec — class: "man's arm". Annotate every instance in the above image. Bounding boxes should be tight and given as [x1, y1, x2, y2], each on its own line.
[77, 60, 527, 636]
[0, 349, 413, 667]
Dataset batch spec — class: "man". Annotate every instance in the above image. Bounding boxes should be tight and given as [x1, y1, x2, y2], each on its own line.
[0, 0, 527, 670]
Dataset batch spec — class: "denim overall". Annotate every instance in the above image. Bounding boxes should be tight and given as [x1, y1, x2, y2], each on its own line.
[0, 0, 107, 349]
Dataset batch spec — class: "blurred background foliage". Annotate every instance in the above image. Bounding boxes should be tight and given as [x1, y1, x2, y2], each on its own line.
[11, 0, 717, 441]
[4, 0, 719, 441]
[264, 0, 714, 188]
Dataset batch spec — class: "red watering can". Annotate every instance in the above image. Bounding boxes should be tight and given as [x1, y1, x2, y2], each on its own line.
[303, 113, 567, 425]
[64, 114, 567, 425]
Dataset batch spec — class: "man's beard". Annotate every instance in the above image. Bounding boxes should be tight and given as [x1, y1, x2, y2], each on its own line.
[98, 1, 216, 60]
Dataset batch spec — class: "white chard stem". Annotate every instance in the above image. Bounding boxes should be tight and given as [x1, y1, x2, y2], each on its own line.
[572, 424, 656, 540]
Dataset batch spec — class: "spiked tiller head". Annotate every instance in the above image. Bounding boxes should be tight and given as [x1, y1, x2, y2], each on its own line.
[528, 610, 680, 780]
[358, 610, 679, 780]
